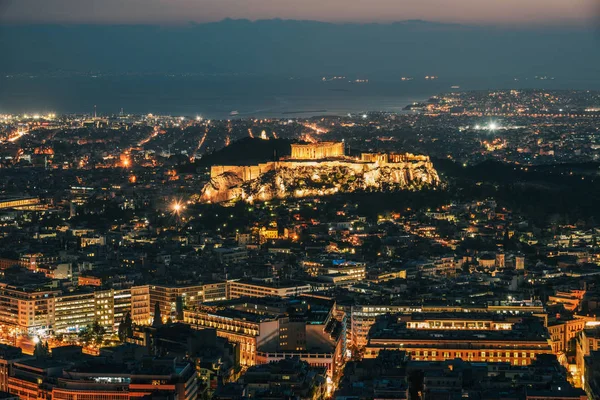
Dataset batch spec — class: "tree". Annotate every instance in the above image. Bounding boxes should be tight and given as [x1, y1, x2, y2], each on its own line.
[118, 312, 133, 342]
[152, 302, 163, 327]
[79, 321, 106, 346]
[503, 229, 510, 248]
[33, 340, 50, 358]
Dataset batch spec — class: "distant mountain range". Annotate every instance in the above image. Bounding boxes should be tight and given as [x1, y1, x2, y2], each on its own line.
[1, 19, 599, 79]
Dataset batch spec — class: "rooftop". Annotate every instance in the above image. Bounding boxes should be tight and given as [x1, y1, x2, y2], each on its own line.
[369, 317, 550, 343]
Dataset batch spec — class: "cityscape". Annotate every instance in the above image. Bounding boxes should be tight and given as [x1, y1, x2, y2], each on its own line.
[2, 0, 600, 399]
[0, 88, 600, 399]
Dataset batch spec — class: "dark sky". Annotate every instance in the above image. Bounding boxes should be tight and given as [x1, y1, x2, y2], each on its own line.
[2, 20, 599, 80]
[0, 0, 597, 26]
[1, 1, 599, 81]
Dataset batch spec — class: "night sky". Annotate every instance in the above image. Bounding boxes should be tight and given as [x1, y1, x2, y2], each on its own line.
[1, 0, 599, 82]
[0, 0, 597, 25]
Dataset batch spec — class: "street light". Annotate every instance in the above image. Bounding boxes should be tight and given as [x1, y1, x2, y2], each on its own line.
[172, 202, 182, 214]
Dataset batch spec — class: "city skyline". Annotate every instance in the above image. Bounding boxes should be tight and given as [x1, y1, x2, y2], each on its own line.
[2, 1, 600, 399]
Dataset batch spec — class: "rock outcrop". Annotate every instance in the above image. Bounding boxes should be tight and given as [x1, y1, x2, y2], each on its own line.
[199, 172, 244, 203]
[198, 157, 440, 203]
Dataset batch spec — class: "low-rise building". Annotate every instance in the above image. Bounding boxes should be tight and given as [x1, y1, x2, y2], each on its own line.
[365, 315, 552, 366]
[228, 279, 312, 299]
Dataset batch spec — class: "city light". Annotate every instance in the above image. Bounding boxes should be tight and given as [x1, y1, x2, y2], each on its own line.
[172, 201, 183, 213]
[0, 0, 598, 393]
[0, 81, 597, 400]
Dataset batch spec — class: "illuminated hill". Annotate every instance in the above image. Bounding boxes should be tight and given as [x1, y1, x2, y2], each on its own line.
[197, 142, 440, 203]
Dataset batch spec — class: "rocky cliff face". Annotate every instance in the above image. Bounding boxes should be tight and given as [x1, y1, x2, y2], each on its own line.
[199, 172, 244, 203]
[198, 159, 440, 203]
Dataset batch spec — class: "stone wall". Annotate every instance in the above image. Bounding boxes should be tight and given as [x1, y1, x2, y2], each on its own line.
[210, 156, 436, 182]
[210, 163, 277, 181]
[361, 152, 431, 163]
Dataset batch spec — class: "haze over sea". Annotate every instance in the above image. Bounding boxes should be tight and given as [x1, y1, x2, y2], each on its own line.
[2, 76, 600, 119]
[2, 20, 600, 118]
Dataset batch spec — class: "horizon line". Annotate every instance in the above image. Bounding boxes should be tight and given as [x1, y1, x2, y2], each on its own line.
[0, 17, 594, 30]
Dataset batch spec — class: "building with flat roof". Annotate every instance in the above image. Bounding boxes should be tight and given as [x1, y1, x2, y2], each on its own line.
[576, 326, 600, 387]
[365, 315, 552, 366]
[547, 317, 589, 354]
[131, 282, 227, 325]
[5, 356, 198, 400]
[54, 289, 96, 334]
[0, 198, 40, 210]
[184, 297, 344, 378]
[184, 307, 277, 366]
[0, 345, 25, 394]
[349, 303, 546, 351]
[0, 283, 60, 335]
[239, 357, 326, 400]
[228, 279, 312, 299]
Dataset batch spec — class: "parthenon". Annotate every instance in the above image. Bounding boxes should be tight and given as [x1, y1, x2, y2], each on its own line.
[290, 142, 345, 160]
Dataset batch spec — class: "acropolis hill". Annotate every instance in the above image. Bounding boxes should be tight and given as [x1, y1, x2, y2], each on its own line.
[198, 141, 440, 203]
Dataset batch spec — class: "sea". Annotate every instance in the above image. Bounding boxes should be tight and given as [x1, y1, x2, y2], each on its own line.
[1, 75, 600, 119]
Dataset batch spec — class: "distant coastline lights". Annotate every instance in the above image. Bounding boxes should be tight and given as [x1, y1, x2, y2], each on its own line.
[472, 122, 501, 131]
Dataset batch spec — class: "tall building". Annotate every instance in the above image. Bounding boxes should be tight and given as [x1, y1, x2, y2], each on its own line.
[94, 288, 117, 332]
[54, 289, 96, 334]
[113, 288, 132, 330]
[131, 283, 227, 325]
[0, 283, 60, 335]
[130, 285, 151, 326]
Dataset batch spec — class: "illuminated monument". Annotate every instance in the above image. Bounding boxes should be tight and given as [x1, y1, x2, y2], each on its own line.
[290, 142, 345, 159]
[199, 141, 440, 203]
